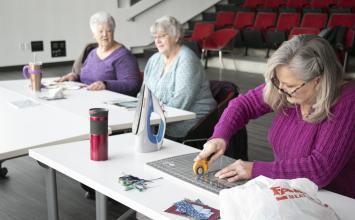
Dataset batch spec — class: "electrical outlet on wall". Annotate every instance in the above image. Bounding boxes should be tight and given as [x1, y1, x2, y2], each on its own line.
[25, 42, 31, 51]
[51, 40, 66, 57]
[19, 42, 25, 51]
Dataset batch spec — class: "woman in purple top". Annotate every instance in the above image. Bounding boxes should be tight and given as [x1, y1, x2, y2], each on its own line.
[195, 35, 355, 198]
[57, 11, 141, 96]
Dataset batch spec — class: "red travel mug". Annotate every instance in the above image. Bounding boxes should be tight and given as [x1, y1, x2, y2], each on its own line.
[89, 108, 108, 161]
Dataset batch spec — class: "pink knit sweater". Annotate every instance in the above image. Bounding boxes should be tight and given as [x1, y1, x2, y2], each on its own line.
[211, 81, 355, 198]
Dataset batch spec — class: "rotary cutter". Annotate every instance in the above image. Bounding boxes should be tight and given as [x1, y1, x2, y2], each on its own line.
[192, 154, 213, 175]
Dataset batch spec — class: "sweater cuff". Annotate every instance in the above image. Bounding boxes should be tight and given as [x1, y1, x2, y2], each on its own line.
[251, 161, 274, 178]
[209, 130, 232, 145]
[209, 134, 230, 146]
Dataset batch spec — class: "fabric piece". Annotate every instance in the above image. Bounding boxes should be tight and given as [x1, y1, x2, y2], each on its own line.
[144, 45, 216, 138]
[211, 81, 355, 198]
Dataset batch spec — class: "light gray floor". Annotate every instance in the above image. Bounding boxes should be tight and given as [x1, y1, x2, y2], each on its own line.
[0, 61, 273, 220]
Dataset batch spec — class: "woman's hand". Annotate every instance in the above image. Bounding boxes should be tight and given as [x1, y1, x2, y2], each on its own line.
[215, 160, 253, 182]
[194, 138, 227, 164]
[55, 72, 77, 82]
[87, 81, 106, 91]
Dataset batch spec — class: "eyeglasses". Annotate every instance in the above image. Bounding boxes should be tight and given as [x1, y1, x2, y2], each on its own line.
[271, 77, 306, 97]
[153, 33, 168, 40]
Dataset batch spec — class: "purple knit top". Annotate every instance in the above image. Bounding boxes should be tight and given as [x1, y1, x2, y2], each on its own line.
[80, 46, 141, 96]
[211, 81, 355, 198]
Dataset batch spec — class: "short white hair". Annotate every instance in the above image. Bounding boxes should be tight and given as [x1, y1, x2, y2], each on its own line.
[89, 11, 116, 33]
[150, 15, 183, 41]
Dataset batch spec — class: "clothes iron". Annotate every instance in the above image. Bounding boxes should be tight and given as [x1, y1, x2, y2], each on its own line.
[132, 84, 166, 153]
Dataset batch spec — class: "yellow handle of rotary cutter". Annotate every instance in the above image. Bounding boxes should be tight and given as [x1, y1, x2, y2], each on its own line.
[193, 159, 209, 175]
[193, 152, 215, 175]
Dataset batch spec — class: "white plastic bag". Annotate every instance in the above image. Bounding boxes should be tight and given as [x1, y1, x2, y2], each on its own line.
[219, 176, 339, 220]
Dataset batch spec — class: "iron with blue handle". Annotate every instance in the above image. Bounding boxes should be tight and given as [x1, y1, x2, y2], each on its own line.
[132, 84, 166, 153]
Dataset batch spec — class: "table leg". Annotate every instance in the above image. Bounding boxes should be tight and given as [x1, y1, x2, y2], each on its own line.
[0, 160, 8, 178]
[96, 191, 107, 220]
[46, 168, 59, 220]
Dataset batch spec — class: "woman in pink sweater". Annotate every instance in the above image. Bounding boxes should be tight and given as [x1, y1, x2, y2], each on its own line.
[195, 35, 355, 198]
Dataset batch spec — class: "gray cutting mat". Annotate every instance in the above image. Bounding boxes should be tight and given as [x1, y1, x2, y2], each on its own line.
[147, 153, 246, 194]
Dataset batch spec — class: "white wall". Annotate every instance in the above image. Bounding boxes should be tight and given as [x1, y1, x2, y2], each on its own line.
[0, 0, 220, 67]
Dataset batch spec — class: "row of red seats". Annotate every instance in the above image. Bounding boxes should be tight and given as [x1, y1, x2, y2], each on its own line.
[187, 11, 355, 70]
[212, 9, 355, 30]
[236, 0, 355, 11]
[190, 12, 355, 50]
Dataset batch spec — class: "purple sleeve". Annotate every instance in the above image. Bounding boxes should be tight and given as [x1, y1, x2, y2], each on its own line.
[252, 97, 355, 188]
[104, 53, 141, 96]
[211, 84, 272, 143]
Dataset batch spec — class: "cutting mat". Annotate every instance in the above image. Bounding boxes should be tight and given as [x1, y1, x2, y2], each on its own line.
[147, 153, 246, 194]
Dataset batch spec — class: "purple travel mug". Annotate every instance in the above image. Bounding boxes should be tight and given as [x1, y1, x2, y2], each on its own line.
[89, 108, 108, 161]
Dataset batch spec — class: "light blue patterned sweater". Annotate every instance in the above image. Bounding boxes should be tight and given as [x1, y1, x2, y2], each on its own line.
[144, 45, 216, 138]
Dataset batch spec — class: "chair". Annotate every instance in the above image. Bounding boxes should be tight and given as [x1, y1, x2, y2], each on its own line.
[242, 0, 265, 10]
[265, 12, 301, 56]
[285, 0, 310, 11]
[301, 13, 328, 29]
[201, 28, 238, 79]
[215, 11, 236, 29]
[187, 22, 215, 48]
[243, 12, 277, 56]
[309, 0, 337, 12]
[233, 11, 256, 47]
[0, 160, 8, 178]
[179, 80, 248, 161]
[335, 0, 355, 12]
[289, 27, 320, 39]
[327, 13, 355, 71]
[257, 0, 287, 12]
[71, 42, 98, 75]
[327, 13, 355, 28]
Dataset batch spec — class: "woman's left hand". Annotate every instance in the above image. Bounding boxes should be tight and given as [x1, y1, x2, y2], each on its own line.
[215, 160, 253, 182]
[87, 81, 106, 90]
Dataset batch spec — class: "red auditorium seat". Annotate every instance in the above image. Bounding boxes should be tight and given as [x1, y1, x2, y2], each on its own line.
[242, 0, 265, 10]
[264, 0, 287, 8]
[289, 27, 320, 39]
[327, 13, 355, 28]
[310, 0, 337, 9]
[327, 13, 355, 71]
[243, 12, 277, 56]
[187, 22, 215, 49]
[301, 13, 328, 29]
[336, 0, 355, 12]
[201, 28, 238, 76]
[233, 11, 256, 47]
[215, 11, 236, 29]
[286, 0, 311, 10]
[266, 12, 301, 56]
[257, 0, 287, 12]
[233, 11, 256, 30]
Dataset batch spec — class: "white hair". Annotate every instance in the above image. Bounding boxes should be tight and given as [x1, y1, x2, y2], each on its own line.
[150, 15, 183, 41]
[89, 11, 116, 33]
[263, 35, 344, 123]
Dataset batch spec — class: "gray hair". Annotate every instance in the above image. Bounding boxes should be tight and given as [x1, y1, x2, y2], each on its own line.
[89, 11, 116, 33]
[150, 15, 183, 41]
[263, 35, 344, 123]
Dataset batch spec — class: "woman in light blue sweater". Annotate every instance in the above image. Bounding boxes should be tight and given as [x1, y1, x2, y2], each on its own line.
[144, 16, 216, 138]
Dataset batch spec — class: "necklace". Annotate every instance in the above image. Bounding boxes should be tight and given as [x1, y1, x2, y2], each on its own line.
[300, 105, 314, 119]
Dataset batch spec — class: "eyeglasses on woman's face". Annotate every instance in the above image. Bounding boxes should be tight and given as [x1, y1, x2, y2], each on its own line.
[153, 33, 169, 41]
[271, 76, 307, 97]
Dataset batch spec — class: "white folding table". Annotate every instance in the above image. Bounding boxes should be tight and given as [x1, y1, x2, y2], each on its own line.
[0, 78, 195, 176]
[29, 133, 355, 220]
